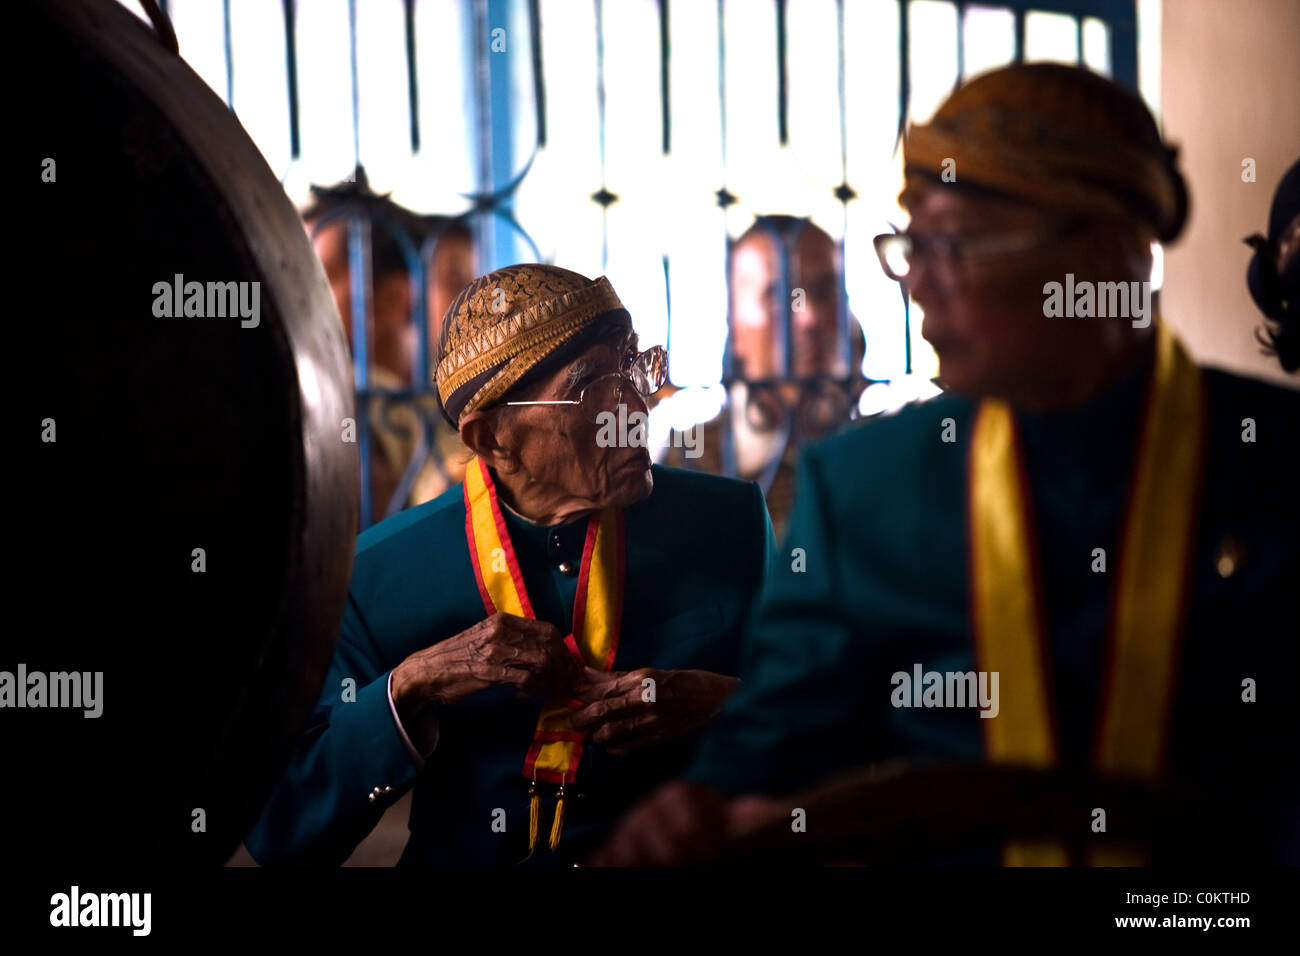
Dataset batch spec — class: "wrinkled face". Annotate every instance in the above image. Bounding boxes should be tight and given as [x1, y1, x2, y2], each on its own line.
[490, 324, 653, 512]
[903, 187, 1142, 402]
[729, 228, 845, 380]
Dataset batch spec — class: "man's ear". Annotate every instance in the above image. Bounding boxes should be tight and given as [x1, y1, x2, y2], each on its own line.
[460, 409, 518, 472]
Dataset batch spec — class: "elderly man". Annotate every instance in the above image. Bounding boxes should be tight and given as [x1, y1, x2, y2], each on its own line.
[244, 264, 774, 865]
[598, 64, 1299, 865]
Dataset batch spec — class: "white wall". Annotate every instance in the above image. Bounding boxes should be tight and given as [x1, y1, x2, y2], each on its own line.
[1159, 0, 1300, 387]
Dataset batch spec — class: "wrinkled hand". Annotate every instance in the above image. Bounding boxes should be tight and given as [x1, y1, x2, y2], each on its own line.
[392, 613, 582, 720]
[569, 666, 739, 756]
[589, 780, 784, 866]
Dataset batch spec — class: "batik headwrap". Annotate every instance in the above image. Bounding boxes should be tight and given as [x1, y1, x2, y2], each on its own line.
[900, 63, 1188, 243]
[435, 264, 628, 425]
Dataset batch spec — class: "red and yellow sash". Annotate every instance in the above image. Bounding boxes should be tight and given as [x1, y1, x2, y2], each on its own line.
[463, 456, 625, 852]
[968, 322, 1205, 866]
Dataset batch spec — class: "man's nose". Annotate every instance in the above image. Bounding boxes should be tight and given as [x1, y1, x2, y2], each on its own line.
[903, 257, 941, 311]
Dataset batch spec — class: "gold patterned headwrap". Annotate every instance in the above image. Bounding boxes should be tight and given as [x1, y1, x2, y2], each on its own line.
[435, 264, 629, 425]
[900, 63, 1188, 243]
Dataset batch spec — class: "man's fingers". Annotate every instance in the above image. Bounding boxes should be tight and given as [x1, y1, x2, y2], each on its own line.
[568, 699, 610, 731]
[489, 611, 530, 632]
[576, 668, 647, 702]
[482, 641, 525, 665]
[570, 693, 649, 731]
[513, 659, 574, 699]
[487, 654, 559, 697]
[592, 711, 658, 747]
[509, 645, 581, 698]
[515, 615, 563, 641]
[491, 612, 561, 644]
[574, 680, 622, 704]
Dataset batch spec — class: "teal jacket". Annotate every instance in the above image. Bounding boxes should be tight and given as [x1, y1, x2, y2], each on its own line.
[246, 465, 776, 865]
[685, 357, 1299, 859]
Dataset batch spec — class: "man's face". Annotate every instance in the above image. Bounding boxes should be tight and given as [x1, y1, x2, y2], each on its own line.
[904, 188, 1115, 402]
[729, 227, 845, 380]
[491, 326, 653, 512]
[428, 230, 476, 345]
[308, 218, 413, 384]
[310, 220, 353, 339]
[415, 230, 476, 386]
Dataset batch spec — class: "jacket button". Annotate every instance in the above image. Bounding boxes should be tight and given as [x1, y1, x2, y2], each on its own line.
[558, 561, 577, 576]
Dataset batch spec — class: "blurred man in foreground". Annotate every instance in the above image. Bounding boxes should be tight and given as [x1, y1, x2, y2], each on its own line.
[598, 64, 1300, 866]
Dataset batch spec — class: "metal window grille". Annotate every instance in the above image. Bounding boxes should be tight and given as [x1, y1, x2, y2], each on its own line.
[126, 0, 1139, 527]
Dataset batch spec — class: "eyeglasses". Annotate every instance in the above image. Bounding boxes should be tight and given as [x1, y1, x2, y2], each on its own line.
[873, 221, 1086, 284]
[500, 344, 668, 423]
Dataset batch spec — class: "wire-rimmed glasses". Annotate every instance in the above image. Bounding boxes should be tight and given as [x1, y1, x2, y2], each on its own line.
[500, 344, 668, 423]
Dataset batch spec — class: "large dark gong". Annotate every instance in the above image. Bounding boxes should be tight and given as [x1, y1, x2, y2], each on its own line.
[10, 0, 357, 866]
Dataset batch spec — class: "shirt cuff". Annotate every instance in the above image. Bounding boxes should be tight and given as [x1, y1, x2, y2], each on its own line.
[387, 669, 438, 768]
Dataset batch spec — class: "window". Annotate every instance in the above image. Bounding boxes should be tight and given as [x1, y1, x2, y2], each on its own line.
[124, 0, 1143, 524]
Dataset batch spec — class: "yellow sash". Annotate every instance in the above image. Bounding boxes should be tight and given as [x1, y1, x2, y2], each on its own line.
[968, 322, 1205, 866]
[463, 456, 624, 851]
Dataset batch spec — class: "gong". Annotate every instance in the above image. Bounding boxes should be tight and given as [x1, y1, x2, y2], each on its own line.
[11, 0, 357, 866]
